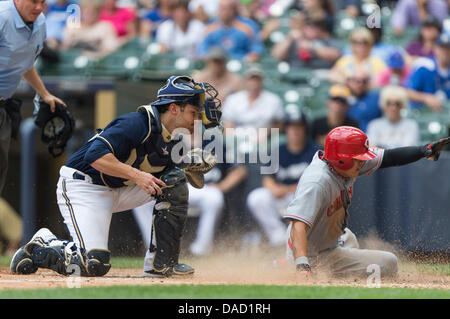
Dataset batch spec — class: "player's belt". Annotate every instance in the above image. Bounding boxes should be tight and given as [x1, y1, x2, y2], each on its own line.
[60, 166, 104, 186]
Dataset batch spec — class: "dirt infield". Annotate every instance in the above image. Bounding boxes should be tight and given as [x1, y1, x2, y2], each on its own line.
[1, 247, 449, 291]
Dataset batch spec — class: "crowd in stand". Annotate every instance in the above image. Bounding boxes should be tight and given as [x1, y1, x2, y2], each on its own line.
[1, 0, 449, 256]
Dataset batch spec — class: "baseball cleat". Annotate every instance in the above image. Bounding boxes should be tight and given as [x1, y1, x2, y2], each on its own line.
[173, 263, 194, 276]
[10, 246, 38, 274]
[10, 228, 57, 275]
[143, 268, 173, 278]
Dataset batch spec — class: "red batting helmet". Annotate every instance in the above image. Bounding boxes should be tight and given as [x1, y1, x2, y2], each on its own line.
[324, 126, 377, 171]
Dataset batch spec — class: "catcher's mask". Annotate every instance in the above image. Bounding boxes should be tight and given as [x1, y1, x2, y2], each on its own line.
[151, 75, 222, 129]
[34, 100, 75, 157]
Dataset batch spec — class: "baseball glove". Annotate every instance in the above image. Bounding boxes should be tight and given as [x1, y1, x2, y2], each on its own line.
[181, 148, 216, 189]
[424, 137, 450, 161]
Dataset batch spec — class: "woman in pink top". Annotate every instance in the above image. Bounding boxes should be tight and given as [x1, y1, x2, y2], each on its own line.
[99, 0, 137, 40]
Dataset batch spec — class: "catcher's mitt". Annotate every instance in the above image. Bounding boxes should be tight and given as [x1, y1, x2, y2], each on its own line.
[181, 148, 216, 189]
[424, 137, 450, 161]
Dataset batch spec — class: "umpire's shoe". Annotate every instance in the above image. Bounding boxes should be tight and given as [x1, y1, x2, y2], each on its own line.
[10, 246, 38, 275]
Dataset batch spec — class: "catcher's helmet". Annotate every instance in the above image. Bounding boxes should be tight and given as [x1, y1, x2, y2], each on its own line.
[323, 126, 376, 170]
[151, 75, 222, 129]
[34, 100, 75, 157]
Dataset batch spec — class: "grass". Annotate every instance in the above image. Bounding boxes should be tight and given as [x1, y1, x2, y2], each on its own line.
[0, 284, 449, 299]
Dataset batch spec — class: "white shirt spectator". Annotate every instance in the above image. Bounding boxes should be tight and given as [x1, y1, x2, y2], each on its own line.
[156, 18, 205, 58]
[222, 90, 284, 130]
[366, 117, 419, 149]
[188, 0, 220, 19]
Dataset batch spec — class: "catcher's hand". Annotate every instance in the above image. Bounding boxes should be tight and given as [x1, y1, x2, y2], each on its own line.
[424, 137, 450, 161]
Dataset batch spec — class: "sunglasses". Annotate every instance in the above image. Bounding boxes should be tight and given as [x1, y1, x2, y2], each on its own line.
[351, 39, 370, 46]
[386, 100, 403, 107]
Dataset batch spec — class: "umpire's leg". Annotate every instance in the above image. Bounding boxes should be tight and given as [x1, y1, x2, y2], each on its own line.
[0, 107, 11, 195]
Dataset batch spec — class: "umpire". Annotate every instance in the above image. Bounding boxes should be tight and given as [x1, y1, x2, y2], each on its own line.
[0, 0, 66, 195]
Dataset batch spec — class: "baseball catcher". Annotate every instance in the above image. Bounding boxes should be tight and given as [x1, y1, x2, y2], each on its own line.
[284, 126, 449, 278]
[10, 75, 222, 278]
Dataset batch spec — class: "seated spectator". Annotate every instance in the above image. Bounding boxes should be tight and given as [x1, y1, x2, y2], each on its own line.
[271, 15, 341, 69]
[191, 47, 244, 101]
[99, 0, 137, 41]
[391, 0, 448, 35]
[297, 0, 335, 34]
[189, 0, 220, 23]
[311, 84, 359, 147]
[45, 0, 79, 50]
[329, 28, 386, 85]
[155, 0, 205, 59]
[346, 68, 382, 132]
[406, 16, 442, 60]
[333, 0, 362, 18]
[61, 0, 122, 59]
[377, 51, 411, 87]
[140, 0, 173, 40]
[198, 0, 264, 62]
[247, 107, 319, 247]
[406, 33, 450, 111]
[367, 86, 419, 148]
[222, 65, 284, 144]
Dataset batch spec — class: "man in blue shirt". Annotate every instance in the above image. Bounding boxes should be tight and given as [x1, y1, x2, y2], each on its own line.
[10, 75, 223, 278]
[246, 106, 319, 247]
[346, 69, 381, 132]
[198, 0, 263, 62]
[0, 0, 65, 194]
[406, 33, 450, 111]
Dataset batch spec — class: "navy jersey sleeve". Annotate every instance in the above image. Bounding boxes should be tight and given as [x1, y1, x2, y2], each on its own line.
[84, 113, 149, 164]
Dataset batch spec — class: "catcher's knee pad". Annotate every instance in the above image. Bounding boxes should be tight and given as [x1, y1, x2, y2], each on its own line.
[151, 168, 189, 273]
[86, 249, 111, 277]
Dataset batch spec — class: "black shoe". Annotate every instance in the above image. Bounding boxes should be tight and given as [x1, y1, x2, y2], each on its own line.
[173, 263, 194, 276]
[143, 268, 173, 278]
[10, 246, 38, 275]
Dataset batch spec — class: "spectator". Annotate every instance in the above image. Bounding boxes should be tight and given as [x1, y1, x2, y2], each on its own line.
[44, 0, 79, 50]
[271, 15, 341, 69]
[140, 0, 173, 40]
[0, 197, 22, 256]
[297, 0, 335, 34]
[247, 107, 319, 247]
[189, 0, 220, 23]
[155, 0, 205, 59]
[329, 28, 386, 85]
[62, 0, 122, 59]
[222, 65, 284, 144]
[198, 0, 264, 62]
[333, 0, 362, 18]
[346, 68, 382, 132]
[391, 0, 448, 35]
[99, 0, 137, 41]
[377, 51, 412, 87]
[406, 16, 442, 60]
[406, 33, 450, 111]
[367, 86, 419, 148]
[191, 47, 244, 101]
[311, 84, 359, 147]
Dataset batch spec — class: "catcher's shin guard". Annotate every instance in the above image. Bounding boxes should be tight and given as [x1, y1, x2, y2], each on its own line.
[151, 168, 189, 275]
